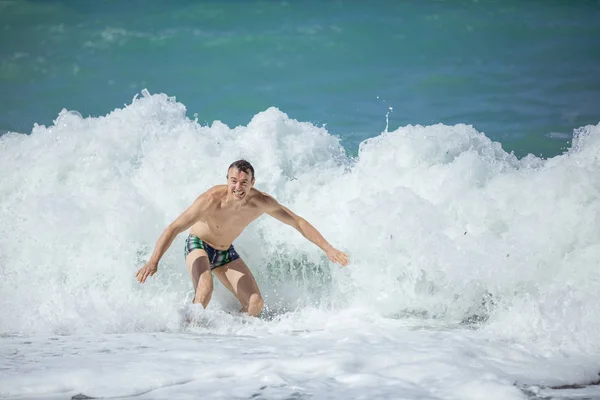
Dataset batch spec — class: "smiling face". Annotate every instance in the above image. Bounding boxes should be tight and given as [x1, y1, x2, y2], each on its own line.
[227, 167, 255, 202]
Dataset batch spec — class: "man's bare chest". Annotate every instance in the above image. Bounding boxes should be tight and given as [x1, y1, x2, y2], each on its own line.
[204, 207, 261, 232]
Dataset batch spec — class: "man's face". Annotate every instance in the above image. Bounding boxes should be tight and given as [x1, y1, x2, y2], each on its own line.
[227, 168, 254, 201]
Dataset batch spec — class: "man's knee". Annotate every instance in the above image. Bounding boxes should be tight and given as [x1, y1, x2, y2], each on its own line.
[194, 278, 214, 307]
[248, 293, 264, 316]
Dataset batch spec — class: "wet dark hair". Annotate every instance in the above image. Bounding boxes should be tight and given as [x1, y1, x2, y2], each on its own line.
[227, 159, 255, 180]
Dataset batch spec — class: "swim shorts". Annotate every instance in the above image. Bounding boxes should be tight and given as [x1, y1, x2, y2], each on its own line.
[184, 234, 240, 270]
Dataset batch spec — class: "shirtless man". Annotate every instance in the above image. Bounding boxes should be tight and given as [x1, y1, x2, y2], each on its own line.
[136, 159, 349, 317]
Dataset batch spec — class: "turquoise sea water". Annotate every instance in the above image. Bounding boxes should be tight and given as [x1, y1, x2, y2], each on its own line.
[2, 0, 599, 158]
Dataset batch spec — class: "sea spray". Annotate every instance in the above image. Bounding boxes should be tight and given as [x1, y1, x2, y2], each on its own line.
[1, 92, 599, 354]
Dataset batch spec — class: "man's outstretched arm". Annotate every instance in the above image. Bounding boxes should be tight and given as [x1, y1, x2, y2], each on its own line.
[136, 194, 207, 283]
[265, 197, 349, 267]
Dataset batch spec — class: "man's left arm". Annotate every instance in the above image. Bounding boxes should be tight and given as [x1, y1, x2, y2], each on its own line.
[265, 197, 349, 267]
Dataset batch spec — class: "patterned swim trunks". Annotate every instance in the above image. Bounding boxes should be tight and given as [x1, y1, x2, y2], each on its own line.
[184, 234, 240, 270]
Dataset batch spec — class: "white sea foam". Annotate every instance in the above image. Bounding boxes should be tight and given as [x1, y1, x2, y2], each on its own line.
[1, 91, 599, 399]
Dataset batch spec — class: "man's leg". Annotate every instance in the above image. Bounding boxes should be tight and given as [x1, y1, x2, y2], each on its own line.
[186, 249, 213, 308]
[213, 258, 264, 317]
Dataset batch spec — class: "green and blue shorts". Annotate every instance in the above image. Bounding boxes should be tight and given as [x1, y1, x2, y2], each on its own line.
[184, 234, 240, 270]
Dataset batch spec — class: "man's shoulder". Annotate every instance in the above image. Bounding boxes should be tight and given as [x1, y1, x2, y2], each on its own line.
[196, 185, 227, 205]
[205, 185, 227, 196]
[248, 189, 277, 208]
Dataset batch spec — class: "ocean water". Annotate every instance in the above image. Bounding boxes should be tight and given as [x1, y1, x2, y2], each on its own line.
[2, 1, 600, 399]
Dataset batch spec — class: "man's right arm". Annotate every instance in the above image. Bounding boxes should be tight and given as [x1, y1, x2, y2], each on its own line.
[136, 193, 208, 283]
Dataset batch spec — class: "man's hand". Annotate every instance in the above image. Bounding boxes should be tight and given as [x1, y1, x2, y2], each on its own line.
[136, 262, 158, 283]
[325, 246, 349, 267]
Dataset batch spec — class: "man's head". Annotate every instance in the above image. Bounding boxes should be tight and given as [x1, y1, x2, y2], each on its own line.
[226, 159, 255, 201]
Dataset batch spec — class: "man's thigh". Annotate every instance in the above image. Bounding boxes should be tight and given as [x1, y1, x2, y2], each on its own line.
[186, 249, 211, 288]
[213, 258, 261, 302]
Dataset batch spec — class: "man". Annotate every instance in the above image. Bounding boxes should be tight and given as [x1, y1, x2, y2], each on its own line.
[136, 159, 349, 317]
